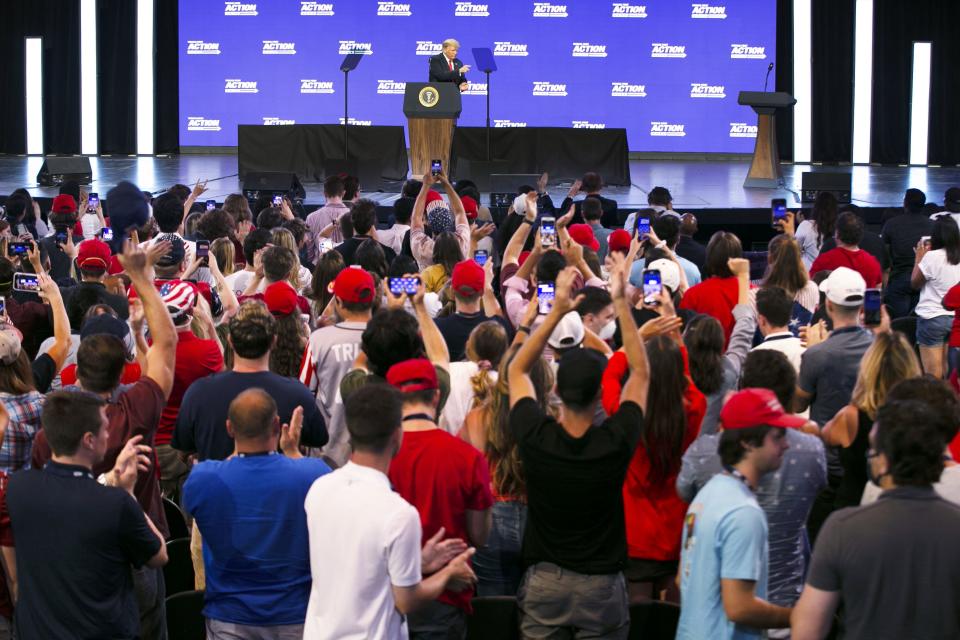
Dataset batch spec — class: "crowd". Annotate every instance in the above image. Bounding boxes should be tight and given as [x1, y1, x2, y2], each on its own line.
[0, 173, 957, 639]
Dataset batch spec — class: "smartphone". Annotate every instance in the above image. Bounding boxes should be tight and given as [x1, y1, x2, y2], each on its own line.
[196, 240, 210, 258]
[636, 217, 651, 238]
[642, 269, 662, 306]
[205, 199, 217, 211]
[317, 238, 334, 254]
[100, 227, 114, 242]
[921, 235, 932, 247]
[772, 198, 788, 226]
[388, 276, 420, 296]
[430, 159, 442, 176]
[537, 282, 555, 314]
[540, 217, 556, 248]
[88, 193, 99, 210]
[55, 231, 69, 245]
[863, 288, 882, 326]
[272, 194, 283, 207]
[474, 250, 488, 266]
[13, 272, 40, 293]
[7, 242, 30, 257]
[0, 297, 5, 317]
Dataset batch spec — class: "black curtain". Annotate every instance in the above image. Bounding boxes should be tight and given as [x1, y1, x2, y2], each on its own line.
[97, 0, 137, 154]
[871, 0, 960, 165]
[774, 0, 794, 162]
[810, 0, 854, 162]
[0, 1, 80, 154]
[156, 0, 179, 154]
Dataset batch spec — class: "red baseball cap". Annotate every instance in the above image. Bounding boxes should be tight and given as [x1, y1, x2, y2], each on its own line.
[568, 223, 600, 252]
[51, 194, 77, 214]
[451, 259, 485, 296]
[720, 388, 807, 431]
[608, 229, 632, 254]
[264, 281, 299, 317]
[426, 190, 443, 204]
[461, 195, 479, 221]
[386, 358, 438, 393]
[77, 239, 112, 272]
[331, 266, 375, 304]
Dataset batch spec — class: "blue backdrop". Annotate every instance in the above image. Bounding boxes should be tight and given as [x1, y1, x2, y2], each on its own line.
[179, 1, 776, 152]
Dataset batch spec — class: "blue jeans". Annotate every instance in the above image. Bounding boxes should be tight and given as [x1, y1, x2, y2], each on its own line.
[474, 500, 528, 597]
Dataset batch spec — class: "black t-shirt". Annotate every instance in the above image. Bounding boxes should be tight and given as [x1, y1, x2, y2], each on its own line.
[60, 281, 131, 319]
[334, 236, 398, 267]
[509, 397, 643, 574]
[559, 194, 620, 228]
[4, 462, 161, 639]
[435, 312, 514, 362]
[676, 235, 707, 272]
[38, 234, 82, 282]
[807, 486, 960, 639]
[172, 370, 328, 460]
[881, 212, 934, 275]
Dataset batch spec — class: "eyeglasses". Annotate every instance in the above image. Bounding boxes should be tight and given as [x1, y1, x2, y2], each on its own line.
[866, 449, 880, 461]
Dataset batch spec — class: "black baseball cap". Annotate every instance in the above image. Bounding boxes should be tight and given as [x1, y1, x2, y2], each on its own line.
[155, 233, 186, 267]
[555, 347, 607, 408]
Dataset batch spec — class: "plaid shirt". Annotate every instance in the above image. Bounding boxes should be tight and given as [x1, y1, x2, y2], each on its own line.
[0, 392, 44, 473]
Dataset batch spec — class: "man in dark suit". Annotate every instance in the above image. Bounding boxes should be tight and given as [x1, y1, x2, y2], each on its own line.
[429, 38, 470, 92]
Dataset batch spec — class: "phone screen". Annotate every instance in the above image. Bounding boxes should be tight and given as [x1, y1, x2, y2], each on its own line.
[88, 193, 99, 209]
[196, 241, 210, 258]
[272, 194, 283, 207]
[205, 199, 217, 211]
[431, 159, 442, 176]
[643, 269, 662, 305]
[100, 227, 114, 241]
[636, 217, 651, 237]
[0, 297, 5, 316]
[7, 242, 29, 257]
[388, 277, 420, 296]
[863, 288, 882, 326]
[317, 238, 334, 254]
[55, 231, 69, 245]
[772, 198, 788, 223]
[474, 250, 488, 266]
[537, 282, 555, 314]
[540, 217, 556, 247]
[13, 272, 39, 293]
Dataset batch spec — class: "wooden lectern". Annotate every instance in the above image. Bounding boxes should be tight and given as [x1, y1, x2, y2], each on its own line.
[737, 91, 797, 189]
[403, 82, 462, 178]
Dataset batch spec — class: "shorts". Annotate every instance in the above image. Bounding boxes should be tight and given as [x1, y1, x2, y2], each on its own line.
[916, 315, 953, 347]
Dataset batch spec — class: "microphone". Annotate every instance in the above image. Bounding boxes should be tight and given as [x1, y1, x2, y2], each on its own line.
[763, 62, 775, 92]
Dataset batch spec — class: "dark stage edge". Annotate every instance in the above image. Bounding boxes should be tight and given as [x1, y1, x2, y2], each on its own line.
[2, 155, 958, 214]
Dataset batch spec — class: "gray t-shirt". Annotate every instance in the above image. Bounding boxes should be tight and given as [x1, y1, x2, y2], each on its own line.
[807, 486, 960, 639]
[798, 327, 873, 426]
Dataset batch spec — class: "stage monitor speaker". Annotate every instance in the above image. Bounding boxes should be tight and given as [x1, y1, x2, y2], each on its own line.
[488, 173, 542, 208]
[36, 157, 92, 187]
[453, 159, 510, 192]
[241, 172, 305, 202]
[322, 158, 383, 192]
[801, 172, 851, 204]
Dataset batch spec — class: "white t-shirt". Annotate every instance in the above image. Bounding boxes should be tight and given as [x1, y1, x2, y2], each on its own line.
[917, 249, 960, 319]
[751, 332, 806, 374]
[439, 362, 498, 435]
[224, 269, 256, 296]
[794, 219, 822, 270]
[861, 464, 960, 506]
[304, 462, 422, 640]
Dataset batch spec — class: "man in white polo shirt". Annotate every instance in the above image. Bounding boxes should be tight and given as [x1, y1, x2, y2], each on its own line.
[303, 383, 477, 640]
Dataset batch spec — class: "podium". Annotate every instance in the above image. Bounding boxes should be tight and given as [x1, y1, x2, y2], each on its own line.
[737, 91, 796, 189]
[404, 83, 462, 178]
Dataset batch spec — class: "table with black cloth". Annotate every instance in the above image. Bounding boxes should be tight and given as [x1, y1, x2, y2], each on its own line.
[237, 124, 409, 182]
[450, 127, 631, 186]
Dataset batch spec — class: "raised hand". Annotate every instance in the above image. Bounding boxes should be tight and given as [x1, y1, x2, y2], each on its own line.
[112, 435, 152, 495]
[553, 266, 585, 315]
[280, 406, 304, 458]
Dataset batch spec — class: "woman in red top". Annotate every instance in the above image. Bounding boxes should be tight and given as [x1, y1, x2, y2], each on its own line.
[602, 319, 706, 603]
[679, 231, 743, 345]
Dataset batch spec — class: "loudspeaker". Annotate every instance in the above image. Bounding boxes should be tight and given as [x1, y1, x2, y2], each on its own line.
[36, 157, 92, 187]
[241, 172, 305, 201]
[801, 172, 851, 204]
[452, 159, 510, 192]
[322, 158, 383, 191]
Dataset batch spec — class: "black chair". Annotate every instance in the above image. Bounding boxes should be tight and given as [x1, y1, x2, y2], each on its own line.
[466, 595, 520, 640]
[163, 537, 196, 597]
[163, 496, 190, 541]
[628, 600, 680, 640]
[165, 589, 205, 640]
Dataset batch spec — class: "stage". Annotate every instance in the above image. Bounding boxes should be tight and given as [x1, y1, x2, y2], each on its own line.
[3, 154, 957, 212]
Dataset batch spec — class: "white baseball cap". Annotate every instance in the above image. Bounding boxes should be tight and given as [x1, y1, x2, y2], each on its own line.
[646, 259, 681, 293]
[819, 267, 866, 306]
[547, 311, 585, 350]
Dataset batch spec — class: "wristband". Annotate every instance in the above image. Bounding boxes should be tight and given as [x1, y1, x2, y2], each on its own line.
[521, 218, 535, 226]
[518, 325, 531, 334]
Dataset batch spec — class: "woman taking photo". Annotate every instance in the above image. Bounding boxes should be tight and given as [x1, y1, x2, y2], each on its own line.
[912, 215, 960, 378]
[794, 191, 838, 269]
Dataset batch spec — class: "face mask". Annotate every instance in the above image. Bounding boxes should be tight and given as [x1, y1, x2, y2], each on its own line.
[597, 320, 616, 341]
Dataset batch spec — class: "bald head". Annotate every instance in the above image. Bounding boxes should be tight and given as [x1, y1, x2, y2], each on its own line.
[227, 388, 279, 442]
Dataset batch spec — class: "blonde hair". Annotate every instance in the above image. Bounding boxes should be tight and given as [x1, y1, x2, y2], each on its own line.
[271, 228, 302, 290]
[210, 237, 236, 277]
[851, 331, 922, 419]
[465, 321, 509, 408]
[442, 38, 460, 50]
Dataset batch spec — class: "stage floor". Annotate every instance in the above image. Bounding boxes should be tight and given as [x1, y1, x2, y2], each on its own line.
[2, 154, 958, 211]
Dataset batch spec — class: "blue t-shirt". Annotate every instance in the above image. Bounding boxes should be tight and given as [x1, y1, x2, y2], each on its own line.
[183, 454, 331, 625]
[629, 255, 702, 290]
[676, 473, 769, 640]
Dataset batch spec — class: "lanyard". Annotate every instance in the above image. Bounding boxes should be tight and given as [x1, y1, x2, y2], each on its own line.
[722, 465, 752, 490]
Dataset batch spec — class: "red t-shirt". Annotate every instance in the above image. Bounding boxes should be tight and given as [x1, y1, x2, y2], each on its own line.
[156, 330, 224, 446]
[0, 473, 14, 620]
[388, 428, 494, 613]
[679, 276, 739, 345]
[809, 247, 883, 287]
[942, 283, 960, 348]
[59, 362, 142, 388]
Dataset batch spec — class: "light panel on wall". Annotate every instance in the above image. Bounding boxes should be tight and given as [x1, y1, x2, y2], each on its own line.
[136, 0, 154, 155]
[792, 0, 812, 163]
[80, 0, 98, 155]
[909, 42, 931, 166]
[851, 0, 873, 164]
[25, 38, 44, 155]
